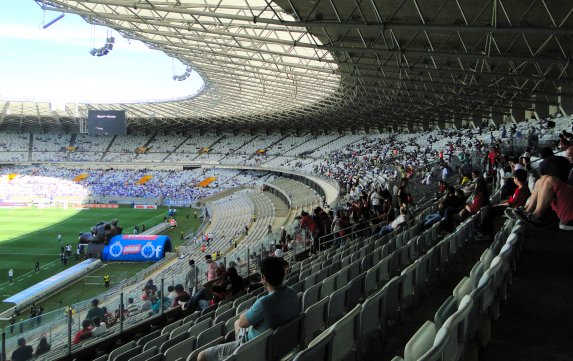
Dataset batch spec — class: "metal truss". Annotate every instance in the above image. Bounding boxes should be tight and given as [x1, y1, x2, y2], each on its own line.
[2, 0, 572, 131]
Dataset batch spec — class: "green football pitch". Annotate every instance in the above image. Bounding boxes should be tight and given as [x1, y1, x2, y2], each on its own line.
[0, 206, 201, 315]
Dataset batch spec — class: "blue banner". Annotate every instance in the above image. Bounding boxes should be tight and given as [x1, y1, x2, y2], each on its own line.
[102, 235, 172, 262]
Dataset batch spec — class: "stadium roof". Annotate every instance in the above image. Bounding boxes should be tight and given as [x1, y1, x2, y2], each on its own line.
[2, 0, 573, 131]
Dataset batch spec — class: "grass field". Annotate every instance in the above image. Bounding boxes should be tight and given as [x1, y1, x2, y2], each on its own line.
[0, 205, 202, 316]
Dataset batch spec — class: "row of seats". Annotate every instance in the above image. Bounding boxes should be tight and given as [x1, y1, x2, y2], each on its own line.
[390, 218, 524, 361]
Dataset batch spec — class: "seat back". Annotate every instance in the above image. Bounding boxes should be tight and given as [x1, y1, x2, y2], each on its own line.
[321, 274, 337, 299]
[113, 346, 142, 361]
[233, 329, 272, 361]
[418, 327, 450, 361]
[214, 308, 236, 326]
[196, 322, 225, 348]
[163, 336, 196, 361]
[327, 282, 351, 326]
[126, 346, 157, 361]
[404, 321, 437, 361]
[434, 295, 458, 329]
[143, 334, 169, 352]
[159, 332, 190, 354]
[161, 319, 183, 336]
[441, 295, 474, 361]
[185, 337, 224, 361]
[329, 304, 362, 361]
[235, 297, 256, 315]
[359, 286, 387, 338]
[268, 314, 304, 361]
[109, 341, 136, 361]
[346, 273, 365, 311]
[303, 297, 329, 347]
[384, 275, 405, 322]
[188, 318, 213, 339]
[452, 277, 474, 304]
[292, 328, 335, 361]
[302, 283, 322, 312]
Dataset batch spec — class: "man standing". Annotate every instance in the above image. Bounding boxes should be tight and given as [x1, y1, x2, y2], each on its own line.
[57, 234, 62, 243]
[8, 268, 13, 283]
[103, 274, 110, 288]
[197, 257, 298, 361]
[34, 261, 40, 272]
[86, 299, 105, 326]
[185, 260, 198, 294]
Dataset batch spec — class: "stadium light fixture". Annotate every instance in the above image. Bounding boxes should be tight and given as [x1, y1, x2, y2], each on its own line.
[90, 36, 115, 57]
[172, 66, 193, 81]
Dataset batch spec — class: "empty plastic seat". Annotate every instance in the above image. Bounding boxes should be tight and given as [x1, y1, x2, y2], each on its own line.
[302, 283, 322, 312]
[109, 341, 137, 361]
[303, 297, 328, 347]
[328, 304, 362, 361]
[163, 336, 197, 361]
[268, 314, 304, 361]
[292, 328, 335, 361]
[214, 308, 236, 326]
[127, 346, 158, 361]
[403, 320, 437, 361]
[441, 295, 474, 361]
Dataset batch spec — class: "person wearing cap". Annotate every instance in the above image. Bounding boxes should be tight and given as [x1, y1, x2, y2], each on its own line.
[493, 169, 530, 217]
[85, 299, 105, 326]
[11, 338, 33, 361]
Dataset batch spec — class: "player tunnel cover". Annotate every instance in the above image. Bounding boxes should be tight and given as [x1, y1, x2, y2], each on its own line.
[102, 235, 172, 262]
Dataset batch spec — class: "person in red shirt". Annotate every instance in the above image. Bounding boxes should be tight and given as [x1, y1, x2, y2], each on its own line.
[493, 169, 530, 217]
[73, 320, 93, 344]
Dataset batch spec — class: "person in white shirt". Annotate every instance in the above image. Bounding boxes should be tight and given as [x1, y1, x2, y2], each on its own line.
[91, 317, 107, 336]
[378, 207, 409, 237]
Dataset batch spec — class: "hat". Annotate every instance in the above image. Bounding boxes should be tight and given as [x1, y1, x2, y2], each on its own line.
[280, 226, 285, 230]
[513, 169, 527, 184]
[274, 249, 284, 258]
[521, 151, 531, 158]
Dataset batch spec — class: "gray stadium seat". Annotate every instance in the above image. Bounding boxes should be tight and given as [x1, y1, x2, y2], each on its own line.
[235, 297, 256, 315]
[109, 341, 136, 361]
[114, 346, 142, 361]
[196, 322, 225, 348]
[163, 337, 197, 361]
[402, 320, 437, 361]
[320, 274, 336, 299]
[143, 334, 169, 352]
[137, 330, 161, 347]
[327, 282, 351, 326]
[232, 329, 272, 361]
[214, 307, 236, 326]
[434, 295, 458, 329]
[161, 319, 183, 335]
[127, 346, 158, 361]
[303, 297, 329, 348]
[268, 314, 304, 361]
[186, 337, 224, 361]
[384, 274, 405, 324]
[441, 295, 474, 361]
[159, 332, 189, 354]
[189, 318, 213, 339]
[302, 283, 322, 312]
[328, 304, 362, 361]
[224, 314, 241, 335]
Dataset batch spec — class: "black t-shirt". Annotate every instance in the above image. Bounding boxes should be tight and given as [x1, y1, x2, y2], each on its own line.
[11, 345, 33, 361]
[539, 156, 572, 182]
